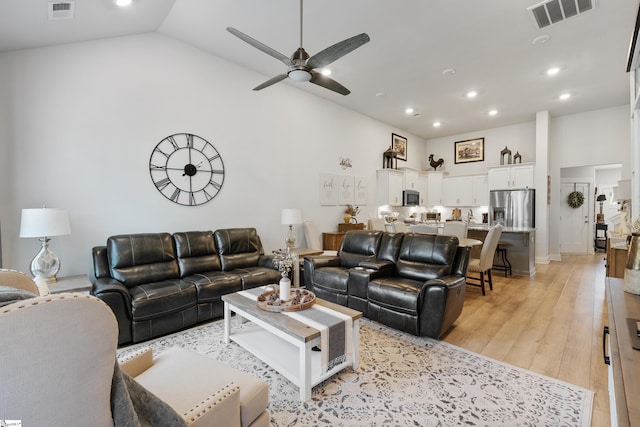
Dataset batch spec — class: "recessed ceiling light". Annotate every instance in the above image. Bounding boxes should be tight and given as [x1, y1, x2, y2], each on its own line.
[321, 68, 331, 76]
[559, 92, 571, 100]
[433, 121, 441, 128]
[488, 109, 498, 116]
[532, 35, 550, 45]
[405, 107, 414, 115]
[466, 90, 478, 99]
[375, 92, 386, 97]
[115, 0, 132, 6]
[546, 67, 560, 76]
[442, 68, 456, 77]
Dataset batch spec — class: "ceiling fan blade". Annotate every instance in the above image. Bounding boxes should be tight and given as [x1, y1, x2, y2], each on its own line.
[306, 33, 370, 70]
[309, 71, 350, 96]
[227, 27, 293, 67]
[253, 74, 288, 91]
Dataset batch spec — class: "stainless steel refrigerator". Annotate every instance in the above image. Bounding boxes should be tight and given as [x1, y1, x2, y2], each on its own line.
[489, 189, 535, 228]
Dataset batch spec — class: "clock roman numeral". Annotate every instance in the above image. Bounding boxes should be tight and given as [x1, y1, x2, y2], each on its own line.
[154, 177, 171, 190]
[154, 147, 170, 159]
[166, 136, 179, 151]
[170, 187, 181, 202]
[209, 179, 222, 190]
[208, 154, 220, 162]
[150, 164, 167, 170]
[185, 134, 194, 148]
[211, 169, 224, 175]
[189, 192, 196, 206]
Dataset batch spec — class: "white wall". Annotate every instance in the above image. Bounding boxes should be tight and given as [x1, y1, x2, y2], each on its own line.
[0, 55, 9, 266]
[0, 33, 426, 276]
[425, 121, 536, 175]
[548, 105, 630, 256]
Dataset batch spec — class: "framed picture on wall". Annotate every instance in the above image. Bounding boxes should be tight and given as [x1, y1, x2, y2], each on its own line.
[454, 137, 484, 164]
[391, 133, 407, 161]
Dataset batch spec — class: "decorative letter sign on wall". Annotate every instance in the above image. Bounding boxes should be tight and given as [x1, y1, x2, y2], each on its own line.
[354, 177, 368, 205]
[319, 173, 339, 205]
[319, 174, 368, 206]
[339, 176, 355, 205]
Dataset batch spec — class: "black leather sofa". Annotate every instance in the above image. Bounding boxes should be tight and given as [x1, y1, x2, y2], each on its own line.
[304, 230, 470, 339]
[90, 228, 281, 345]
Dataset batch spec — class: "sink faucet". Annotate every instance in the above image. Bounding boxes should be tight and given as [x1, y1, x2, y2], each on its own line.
[467, 209, 474, 222]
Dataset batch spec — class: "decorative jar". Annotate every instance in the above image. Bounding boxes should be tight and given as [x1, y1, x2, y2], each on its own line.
[279, 277, 291, 301]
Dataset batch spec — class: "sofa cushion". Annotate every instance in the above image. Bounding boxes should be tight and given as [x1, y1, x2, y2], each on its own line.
[226, 267, 282, 290]
[338, 230, 383, 268]
[367, 277, 424, 315]
[313, 267, 350, 295]
[214, 228, 264, 271]
[173, 231, 222, 277]
[129, 280, 196, 321]
[182, 271, 242, 302]
[395, 234, 458, 281]
[108, 233, 180, 287]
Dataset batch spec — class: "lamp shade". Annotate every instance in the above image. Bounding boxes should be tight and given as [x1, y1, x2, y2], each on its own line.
[613, 180, 631, 201]
[281, 209, 302, 225]
[20, 208, 71, 238]
[596, 194, 607, 202]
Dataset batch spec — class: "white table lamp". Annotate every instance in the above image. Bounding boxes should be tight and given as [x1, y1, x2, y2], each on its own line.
[281, 209, 302, 251]
[20, 208, 71, 283]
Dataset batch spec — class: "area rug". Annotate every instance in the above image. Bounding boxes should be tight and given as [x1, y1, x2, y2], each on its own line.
[117, 319, 593, 427]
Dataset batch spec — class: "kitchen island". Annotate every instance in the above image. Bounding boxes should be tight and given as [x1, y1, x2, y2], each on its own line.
[467, 225, 536, 276]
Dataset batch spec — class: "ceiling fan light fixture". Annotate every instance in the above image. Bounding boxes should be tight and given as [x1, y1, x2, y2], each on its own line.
[288, 69, 312, 82]
[114, 0, 132, 6]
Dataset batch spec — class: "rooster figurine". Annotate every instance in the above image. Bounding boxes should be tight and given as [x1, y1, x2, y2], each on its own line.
[428, 154, 444, 171]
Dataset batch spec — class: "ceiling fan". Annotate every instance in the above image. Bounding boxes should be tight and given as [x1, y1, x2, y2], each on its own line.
[226, 0, 370, 96]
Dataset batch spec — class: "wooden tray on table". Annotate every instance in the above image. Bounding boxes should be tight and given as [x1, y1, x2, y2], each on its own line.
[257, 286, 316, 312]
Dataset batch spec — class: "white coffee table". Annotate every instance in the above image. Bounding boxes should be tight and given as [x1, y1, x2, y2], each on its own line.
[222, 291, 361, 401]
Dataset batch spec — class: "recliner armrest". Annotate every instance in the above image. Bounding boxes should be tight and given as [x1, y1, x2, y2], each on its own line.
[425, 275, 466, 289]
[358, 260, 394, 272]
[304, 255, 340, 269]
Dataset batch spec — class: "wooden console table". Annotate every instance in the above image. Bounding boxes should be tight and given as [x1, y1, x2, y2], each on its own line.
[322, 232, 346, 251]
[605, 278, 640, 426]
[338, 223, 365, 232]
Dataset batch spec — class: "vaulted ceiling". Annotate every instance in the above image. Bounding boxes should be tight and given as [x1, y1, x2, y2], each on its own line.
[1, 0, 637, 139]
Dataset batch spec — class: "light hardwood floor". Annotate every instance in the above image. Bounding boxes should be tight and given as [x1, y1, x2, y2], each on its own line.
[444, 254, 610, 427]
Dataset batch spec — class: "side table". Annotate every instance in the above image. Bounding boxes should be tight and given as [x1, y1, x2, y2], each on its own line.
[48, 274, 92, 294]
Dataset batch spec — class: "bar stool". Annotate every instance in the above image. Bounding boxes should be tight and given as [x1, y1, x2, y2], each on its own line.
[493, 241, 512, 277]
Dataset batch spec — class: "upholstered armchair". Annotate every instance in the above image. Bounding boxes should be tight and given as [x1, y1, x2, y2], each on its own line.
[0, 292, 269, 427]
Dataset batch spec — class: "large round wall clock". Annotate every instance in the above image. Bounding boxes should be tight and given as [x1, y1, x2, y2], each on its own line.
[149, 133, 225, 206]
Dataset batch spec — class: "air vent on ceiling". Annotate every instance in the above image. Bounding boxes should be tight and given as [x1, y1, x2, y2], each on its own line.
[527, 0, 596, 29]
[48, 1, 75, 21]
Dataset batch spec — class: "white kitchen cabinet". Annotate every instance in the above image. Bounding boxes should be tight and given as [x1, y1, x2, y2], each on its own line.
[418, 173, 429, 206]
[377, 169, 404, 206]
[488, 164, 534, 190]
[426, 172, 443, 206]
[472, 174, 489, 206]
[400, 167, 419, 191]
[443, 176, 473, 206]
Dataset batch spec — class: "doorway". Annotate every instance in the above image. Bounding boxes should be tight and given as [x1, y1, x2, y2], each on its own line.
[560, 181, 591, 254]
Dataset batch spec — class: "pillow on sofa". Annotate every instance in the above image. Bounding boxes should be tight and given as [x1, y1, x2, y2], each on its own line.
[0, 285, 38, 307]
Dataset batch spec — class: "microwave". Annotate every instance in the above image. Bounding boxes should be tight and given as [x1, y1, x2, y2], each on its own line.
[403, 190, 420, 206]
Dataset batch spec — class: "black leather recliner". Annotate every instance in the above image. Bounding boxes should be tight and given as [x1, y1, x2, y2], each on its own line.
[91, 228, 281, 345]
[304, 230, 470, 339]
[303, 230, 383, 306]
